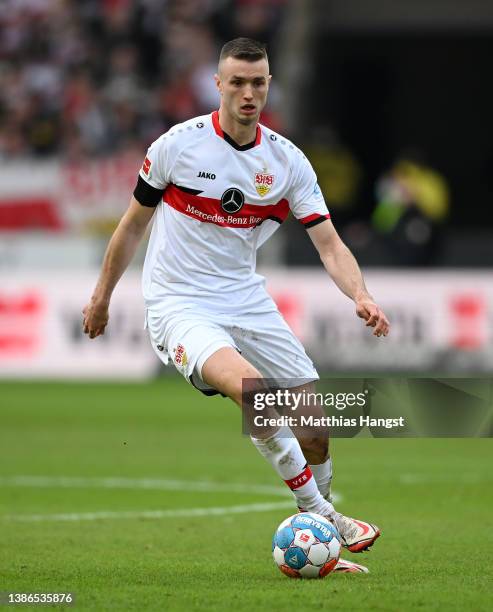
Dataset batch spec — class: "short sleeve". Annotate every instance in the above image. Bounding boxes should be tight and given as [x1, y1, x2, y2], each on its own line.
[133, 134, 171, 206]
[289, 154, 331, 229]
[139, 134, 171, 189]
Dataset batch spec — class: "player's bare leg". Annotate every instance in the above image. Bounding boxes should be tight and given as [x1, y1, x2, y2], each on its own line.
[201, 349, 380, 552]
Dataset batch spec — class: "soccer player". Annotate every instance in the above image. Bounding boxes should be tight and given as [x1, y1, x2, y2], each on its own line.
[83, 38, 390, 573]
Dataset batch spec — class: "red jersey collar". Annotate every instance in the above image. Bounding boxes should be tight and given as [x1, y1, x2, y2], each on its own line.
[211, 110, 262, 150]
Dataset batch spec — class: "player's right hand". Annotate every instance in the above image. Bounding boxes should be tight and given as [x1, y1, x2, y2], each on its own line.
[82, 299, 109, 339]
[355, 296, 390, 338]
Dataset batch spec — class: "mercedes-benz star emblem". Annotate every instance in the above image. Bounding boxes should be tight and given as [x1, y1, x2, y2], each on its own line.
[221, 188, 245, 214]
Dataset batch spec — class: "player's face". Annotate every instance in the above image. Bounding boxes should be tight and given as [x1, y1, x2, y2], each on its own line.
[215, 57, 271, 126]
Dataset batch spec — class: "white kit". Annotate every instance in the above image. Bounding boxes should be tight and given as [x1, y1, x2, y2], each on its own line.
[137, 112, 330, 390]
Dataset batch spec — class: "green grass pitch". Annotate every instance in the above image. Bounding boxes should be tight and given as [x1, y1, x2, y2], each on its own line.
[1, 379, 492, 611]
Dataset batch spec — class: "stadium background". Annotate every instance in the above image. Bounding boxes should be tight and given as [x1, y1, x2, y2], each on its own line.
[1, 2, 492, 610]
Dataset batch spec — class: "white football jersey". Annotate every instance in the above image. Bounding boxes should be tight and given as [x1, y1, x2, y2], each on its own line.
[136, 111, 330, 315]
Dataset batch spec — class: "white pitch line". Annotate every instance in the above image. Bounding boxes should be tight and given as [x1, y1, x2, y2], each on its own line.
[0, 475, 290, 497]
[0, 475, 341, 502]
[7, 501, 296, 523]
[399, 473, 491, 484]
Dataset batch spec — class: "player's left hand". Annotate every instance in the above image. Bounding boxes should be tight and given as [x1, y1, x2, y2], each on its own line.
[355, 296, 390, 337]
[82, 298, 109, 339]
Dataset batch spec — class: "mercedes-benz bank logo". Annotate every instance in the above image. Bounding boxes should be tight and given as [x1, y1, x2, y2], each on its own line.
[221, 188, 244, 214]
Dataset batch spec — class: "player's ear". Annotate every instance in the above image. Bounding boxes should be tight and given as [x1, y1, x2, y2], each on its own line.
[214, 73, 222, 95]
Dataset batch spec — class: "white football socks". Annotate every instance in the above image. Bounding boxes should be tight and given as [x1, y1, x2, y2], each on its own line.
[251, 427, 335, 517]
[310, 456, 333, 502]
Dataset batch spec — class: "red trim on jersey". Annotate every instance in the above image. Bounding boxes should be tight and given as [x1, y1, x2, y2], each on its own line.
[300, 213, 331, 225]
[254, 123, 262, 145]
[212, 110, 223, 137]
[163, 184, 289, 228]
[284, 465, 313, 490]
[212, 111, 261, 147]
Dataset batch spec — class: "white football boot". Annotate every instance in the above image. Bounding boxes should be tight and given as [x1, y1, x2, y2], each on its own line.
[333, 558, 369, 573]
[331, 513, 380, 553]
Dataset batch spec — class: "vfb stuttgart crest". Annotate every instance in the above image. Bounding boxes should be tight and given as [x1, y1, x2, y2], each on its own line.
[254, 170, 274, 197]
[173, 343, 188, 367]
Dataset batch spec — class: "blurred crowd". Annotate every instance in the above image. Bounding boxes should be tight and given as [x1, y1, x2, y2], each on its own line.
[0, 0, 286, 160]
[1, 0, 456, 267]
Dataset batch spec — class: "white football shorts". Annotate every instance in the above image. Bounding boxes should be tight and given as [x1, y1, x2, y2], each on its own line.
[146, 306, 319, 395]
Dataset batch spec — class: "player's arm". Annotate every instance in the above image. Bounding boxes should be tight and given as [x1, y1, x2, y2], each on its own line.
[83, 197, 155, 339]
[307, 220, 390, 337]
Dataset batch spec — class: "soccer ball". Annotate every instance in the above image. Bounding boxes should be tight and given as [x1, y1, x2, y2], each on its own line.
[272, 512, 341, 578]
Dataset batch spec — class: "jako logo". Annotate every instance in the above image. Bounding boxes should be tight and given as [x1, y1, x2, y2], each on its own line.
[197, 171, 216, 180]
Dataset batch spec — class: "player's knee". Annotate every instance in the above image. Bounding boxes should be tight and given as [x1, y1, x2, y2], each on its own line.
[202, 348, 263, 404]
[227, 367, 263, 406]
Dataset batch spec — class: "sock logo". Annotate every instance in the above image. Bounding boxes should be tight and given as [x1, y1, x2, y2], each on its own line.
[284, 465, 313, 490]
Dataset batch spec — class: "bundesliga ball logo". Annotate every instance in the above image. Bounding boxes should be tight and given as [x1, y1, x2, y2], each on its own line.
[221, 188, 244, 214]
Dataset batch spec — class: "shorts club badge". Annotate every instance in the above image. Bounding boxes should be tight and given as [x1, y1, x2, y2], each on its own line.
[173, 343, 188, 367]
[254, 169, 274, 197]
